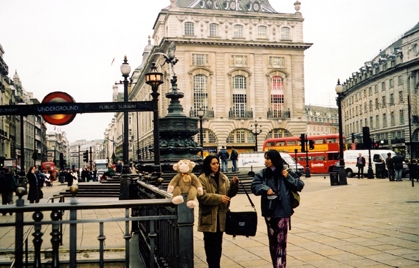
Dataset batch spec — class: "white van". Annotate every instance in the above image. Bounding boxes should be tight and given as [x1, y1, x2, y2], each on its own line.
[237, 152, 305, 176]
[343, 150, 407, 178]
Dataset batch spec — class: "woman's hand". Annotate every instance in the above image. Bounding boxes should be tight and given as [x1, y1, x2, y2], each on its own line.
[231, 176, 239, 184]
[221, 195, 231, 204]
[267, 188, 275, 195]
[282, 169, 289, 178]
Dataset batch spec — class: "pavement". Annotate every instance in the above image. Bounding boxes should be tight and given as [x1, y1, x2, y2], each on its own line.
[0, 176, 419, 267]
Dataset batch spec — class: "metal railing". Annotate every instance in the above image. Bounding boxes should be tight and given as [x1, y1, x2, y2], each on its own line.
[0, 182, 193, 268]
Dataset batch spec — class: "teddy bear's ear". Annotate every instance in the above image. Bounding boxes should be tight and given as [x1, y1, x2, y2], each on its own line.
[189, 161, 196, 169]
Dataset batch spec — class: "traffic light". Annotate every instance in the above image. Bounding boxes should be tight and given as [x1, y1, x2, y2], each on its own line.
[300, 134, 306, 152]
[309, 140, 315, 150]
[374, 142, 379, 149]
[83, 150, 88, 162]
[362, 127, 371, 149]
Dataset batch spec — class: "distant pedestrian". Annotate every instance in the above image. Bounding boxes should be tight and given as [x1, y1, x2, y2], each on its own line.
[230, 147, 239, 172]
[392, 152, 404, 181]
[386, 153, 394, 181]
[217, 146, 230, 173]
[356, 153, 366, 179]
[27, 166, 42, 203]
[0, 168, 17, 215]
[116, 161, 123, 174]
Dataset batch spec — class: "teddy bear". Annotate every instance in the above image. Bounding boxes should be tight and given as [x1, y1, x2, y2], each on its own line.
[167, 159, 203, 208]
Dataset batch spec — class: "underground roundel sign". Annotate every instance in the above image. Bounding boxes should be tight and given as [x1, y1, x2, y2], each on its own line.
[41, 91, 76, 126]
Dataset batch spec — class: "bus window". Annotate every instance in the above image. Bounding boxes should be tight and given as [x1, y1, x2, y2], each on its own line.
[327, 138, 337, 143]
[276, 141, 285, 146]
[327, 152, 339, 160]
[315, 156, 326, 161]
[315, 139, 325, 144]
[287, 141, 296, 146]
[266, 142, 275, 146]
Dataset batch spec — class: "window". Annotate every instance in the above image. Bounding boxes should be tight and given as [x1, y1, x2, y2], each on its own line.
[232, 75, 247, 117]
[233, 24, 243, 38]
[209, 23, 218, 37]
[382, 96, 386, 108]
[269, 56, 285, 68]
[270, 76, 284, 116]
[400, 110, 404, 124]
[193, 74, 208, 112]
[184, 22, 194, 36]
[375, 98, 379, 110]
[399, 91, 403, 103]
[374, 85, 378, 93]
[192, 54, 208, 66]
[376, 115, 379, 128]
[381, 81, 386, 91]
[390, 112, 395, 126]
[383, 113, 387, 128]
[389, 78, 394, 88]
[369, 100, 373, 112]
[389, 93, 394, 105]
[398, 75, 403, 85]
[258, 26, 267, 38]
[281, 27, 290, 40]
[370, 117, 373, 129]
[368, 87, 372, 96]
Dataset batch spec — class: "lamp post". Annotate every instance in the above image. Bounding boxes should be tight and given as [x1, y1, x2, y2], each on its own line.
[197, 107, 205, 157]
[120, 56, 131, 175]
[136, 112, 140, 160]
[335, 79, 347, 185]
[145, 62, 163, 168]
[250, 120, 262, 152]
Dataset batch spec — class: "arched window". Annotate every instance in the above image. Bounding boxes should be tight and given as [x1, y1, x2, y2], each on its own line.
[281, 27, 290, 40]
[258, 25, 267, 38]
[270, 76, 284, 117]
[234, 24, 243, 38]
[184, 22, 194, 36]
[232, 75, 247, 117]
[193, 74, 208, 111]
[209, 23, 218, 37]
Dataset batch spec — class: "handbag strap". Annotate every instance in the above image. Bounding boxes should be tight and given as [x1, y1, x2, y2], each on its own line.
[238, 179, 256, 211]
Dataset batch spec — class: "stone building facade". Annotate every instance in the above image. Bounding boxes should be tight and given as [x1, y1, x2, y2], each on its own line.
[105, 0, 311, 159]
[341, 22, 419, 158]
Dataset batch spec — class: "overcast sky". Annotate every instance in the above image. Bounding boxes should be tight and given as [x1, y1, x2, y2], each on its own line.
[1, 0, 418, 143]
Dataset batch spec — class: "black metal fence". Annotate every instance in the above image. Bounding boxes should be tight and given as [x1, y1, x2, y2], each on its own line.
[0, 181, 194, 268]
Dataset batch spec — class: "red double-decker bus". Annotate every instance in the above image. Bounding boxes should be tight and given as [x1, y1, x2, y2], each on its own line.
[262, 134, 345, 174]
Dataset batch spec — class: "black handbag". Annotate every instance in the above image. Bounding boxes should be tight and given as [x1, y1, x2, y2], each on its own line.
[225, 180, 257, 237]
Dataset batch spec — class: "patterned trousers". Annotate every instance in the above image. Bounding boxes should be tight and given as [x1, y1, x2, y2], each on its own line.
[265, 217, 289, 268]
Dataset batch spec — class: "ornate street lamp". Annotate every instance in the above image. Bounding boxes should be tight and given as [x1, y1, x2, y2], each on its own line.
[120, 56, 131, 175]
[145, 62, 163, 167]
[250, 120, 262, 152]
[335, 79, 347, 185]
[197, 107, 205, 157]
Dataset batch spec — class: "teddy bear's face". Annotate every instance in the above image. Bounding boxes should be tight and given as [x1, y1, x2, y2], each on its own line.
[178, 161, 191, 173]
[173, 159, 196, 174]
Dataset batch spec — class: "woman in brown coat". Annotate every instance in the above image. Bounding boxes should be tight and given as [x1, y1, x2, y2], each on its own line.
[197, 155, 239, 268]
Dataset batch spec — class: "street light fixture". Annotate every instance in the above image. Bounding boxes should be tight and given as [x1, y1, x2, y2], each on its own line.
[197, 107, 205, 157]
[121, 56, 131, 175]
[250, 120, 262, 152]
[335, 79, 347, 185]
[145, 62, 163, 168]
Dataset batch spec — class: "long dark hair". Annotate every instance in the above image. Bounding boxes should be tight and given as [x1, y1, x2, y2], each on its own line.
[201, 155, 220, 177]
[264, 150, 285, 177]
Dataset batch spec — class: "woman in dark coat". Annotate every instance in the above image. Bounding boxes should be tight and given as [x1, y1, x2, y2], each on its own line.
[197, 155, 239, 268]
[251, 150, 304, 268]
[27, 166, 41, 203]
